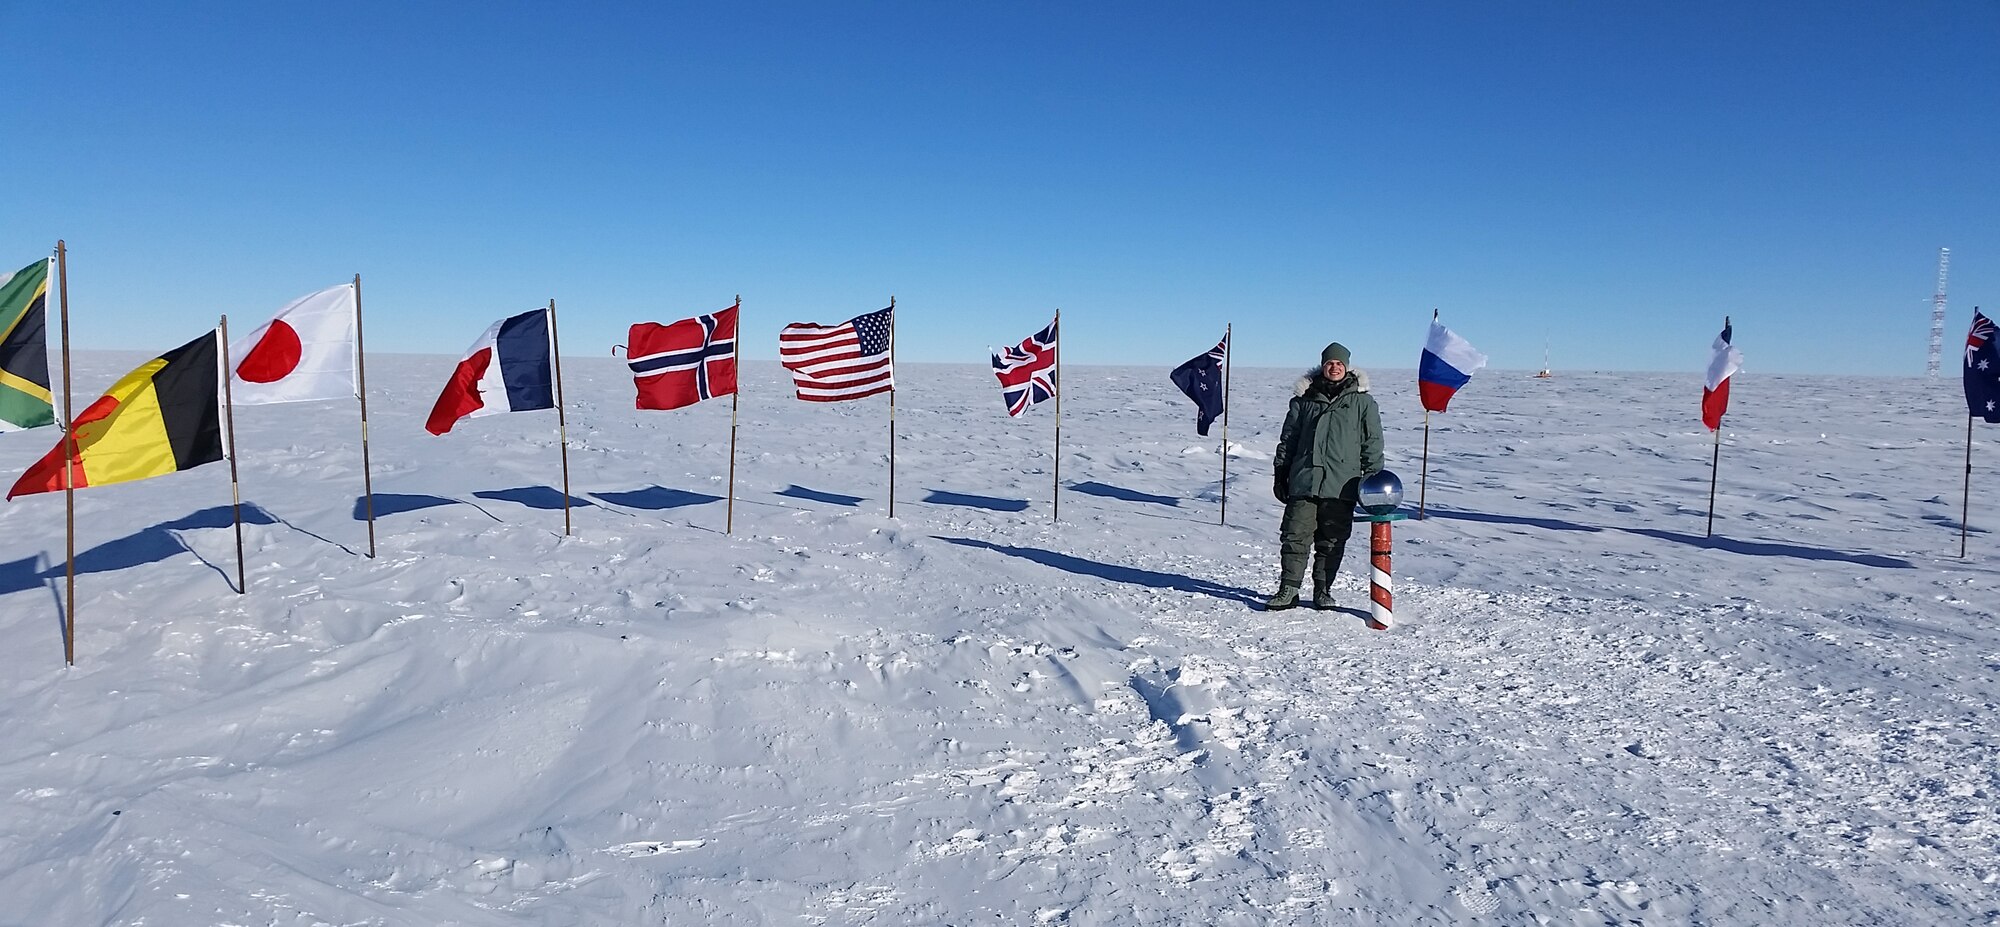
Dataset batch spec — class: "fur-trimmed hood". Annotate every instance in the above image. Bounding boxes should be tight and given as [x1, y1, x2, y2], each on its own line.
[1293, 367, 1370, 398]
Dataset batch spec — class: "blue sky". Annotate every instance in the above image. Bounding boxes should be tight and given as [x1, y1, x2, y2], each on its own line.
[3, 1, 1994, 374]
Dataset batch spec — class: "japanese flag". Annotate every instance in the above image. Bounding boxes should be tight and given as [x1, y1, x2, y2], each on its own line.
[230, 284, 358, 405]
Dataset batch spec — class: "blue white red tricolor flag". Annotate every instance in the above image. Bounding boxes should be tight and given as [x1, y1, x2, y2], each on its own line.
[426, 308, 555, 435]
[779, 306, 895, 402]
[992, 316, 1059, 417]
[1701, 318, 1742, 431]
[1965, 308, 2000, 424]
[629, 305, 738, 411]
[1170, 332, 1227, 435]
[1417, 317, 1487, 413]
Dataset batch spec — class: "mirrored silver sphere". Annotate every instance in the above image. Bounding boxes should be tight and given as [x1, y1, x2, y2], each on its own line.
[1357, 470, 1404, 515]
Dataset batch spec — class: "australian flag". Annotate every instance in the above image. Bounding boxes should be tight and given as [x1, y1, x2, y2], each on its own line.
[992, 316, 1058, 417]
[1170, 333, 1228, 436]
[628, 305, 738, 411]
[1967, 308, 2000, 424]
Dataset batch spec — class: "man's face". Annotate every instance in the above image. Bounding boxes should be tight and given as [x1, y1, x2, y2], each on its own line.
[1322, 359, 1347, 380]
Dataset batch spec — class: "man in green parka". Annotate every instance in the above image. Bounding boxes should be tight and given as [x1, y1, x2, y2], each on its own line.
[1267, 342, 1384, 610]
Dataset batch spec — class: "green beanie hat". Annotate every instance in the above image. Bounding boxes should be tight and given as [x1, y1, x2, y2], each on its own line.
[1320, 342, 1351, 365]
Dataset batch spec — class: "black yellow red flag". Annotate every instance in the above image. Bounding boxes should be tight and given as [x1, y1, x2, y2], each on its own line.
[8, 330, 224, 498]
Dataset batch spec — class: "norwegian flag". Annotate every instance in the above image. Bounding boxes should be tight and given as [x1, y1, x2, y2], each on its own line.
[1965, 308, 2000, 423]
[628, 305, 738, 411]
[992, 316, 1058, 417]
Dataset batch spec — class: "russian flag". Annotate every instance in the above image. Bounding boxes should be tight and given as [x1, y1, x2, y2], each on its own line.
[1701, 318, 1741, 431]
[426, 308, 555, 435]
[1417, 317, 1487, 413]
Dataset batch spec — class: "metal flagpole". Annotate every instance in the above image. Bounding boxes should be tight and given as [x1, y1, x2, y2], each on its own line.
[1962, 415, 1973, 559]
[219, 316, 246, 594]
[888, 296, 897, 519]
[57, 242, 76, 665]
[549, 299, 572, 536]
[1418, 411, 1432, 519]
[1220, 323, 1231, 525]
[1705, 425, 1722, 538]
[728, 295, 741, 534]
[1419, 309, 1437, 519]
[1054, 310, 1063, 521]
[353, 273, 376, 557]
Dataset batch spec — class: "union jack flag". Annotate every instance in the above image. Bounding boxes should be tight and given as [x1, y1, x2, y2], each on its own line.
[1966, 309, 2000, 423]
[628, 305, 738, 411]
[992, 316, 1058, 417]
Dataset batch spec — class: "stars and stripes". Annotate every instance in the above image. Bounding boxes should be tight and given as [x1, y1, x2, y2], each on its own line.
[779, 306, 894, 402]
[629, 306, 739, 410]
[992, 316, 1059, 417]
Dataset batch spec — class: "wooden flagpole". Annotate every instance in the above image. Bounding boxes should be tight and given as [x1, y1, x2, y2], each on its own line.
[353, 273, 376, 557]
[57, 242, 76, 665]
[1419, 411, 1432, 519]
[1053, 308, 1062, 522]
[549, 299, 572, 536]
[219, 316, 246, 594]
[728, 295, 741, 534]
[1220, 323, 1231, 525]
[1962, 415, 1973, 559]
[888, 296, 897, 519]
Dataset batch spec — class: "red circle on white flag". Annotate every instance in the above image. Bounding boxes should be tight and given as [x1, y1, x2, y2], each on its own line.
[238, 321, 303, 383]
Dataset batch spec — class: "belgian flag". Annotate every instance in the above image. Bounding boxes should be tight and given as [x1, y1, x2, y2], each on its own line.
[0, 259, 55, 432]
[8, 330, 224, 498]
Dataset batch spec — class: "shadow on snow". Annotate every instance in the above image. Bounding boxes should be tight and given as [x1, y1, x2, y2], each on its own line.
[937, 536, 1262, 606]
[474, 487, 596, 511]
[1422, 505, 1912, 568]
[922, 490, 1030, 513]
[1068, 481, 1181, 508]
[592, 487, 724, 510]
[777, 485, 865, 507]
[0, 503, 280, 596]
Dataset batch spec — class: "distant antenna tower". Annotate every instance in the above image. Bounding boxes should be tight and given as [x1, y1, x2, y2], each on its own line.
[1927, 247, 1950, 378]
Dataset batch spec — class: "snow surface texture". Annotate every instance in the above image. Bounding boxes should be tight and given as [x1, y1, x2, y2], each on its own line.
[0, 355, 1994, 926]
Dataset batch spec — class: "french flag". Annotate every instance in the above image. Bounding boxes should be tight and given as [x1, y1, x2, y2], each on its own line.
[426, 308, 555, 435]
[1417, 317, 1487, 413]
[1701, 318, 1741, 431]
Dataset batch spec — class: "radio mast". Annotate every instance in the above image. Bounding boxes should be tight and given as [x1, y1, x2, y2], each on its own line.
[1927, 248, 1950, 379]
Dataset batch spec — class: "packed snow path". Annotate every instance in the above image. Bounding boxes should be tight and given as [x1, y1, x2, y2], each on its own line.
[0, 357, 1993, 925]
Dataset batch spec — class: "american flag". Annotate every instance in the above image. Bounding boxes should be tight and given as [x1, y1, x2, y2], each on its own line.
[992, 316, 1059, 417]
[628, 305, 738, 411]
[1965, 308, 2000, 423]
[779, 305, 895, 402]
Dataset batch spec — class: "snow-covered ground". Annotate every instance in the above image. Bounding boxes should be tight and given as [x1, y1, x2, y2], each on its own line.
[0, 354, 1993, 926]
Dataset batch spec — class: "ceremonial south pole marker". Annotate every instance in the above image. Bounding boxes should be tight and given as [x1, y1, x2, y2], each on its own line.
[1356, 471, 1406, 631]
[1366, 512, 1407, 630]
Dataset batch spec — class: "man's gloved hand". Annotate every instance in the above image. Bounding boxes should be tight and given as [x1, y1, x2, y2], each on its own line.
[1272, 476, 1287, 502]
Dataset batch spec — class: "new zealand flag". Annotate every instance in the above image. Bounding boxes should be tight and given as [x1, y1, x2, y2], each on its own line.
[1170, 333, 1228, 436]
[1966, 308, 2000, 424]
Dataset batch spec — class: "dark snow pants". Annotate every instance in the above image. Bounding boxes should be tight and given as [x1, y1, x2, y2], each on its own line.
[1278, 496, 1355, 594]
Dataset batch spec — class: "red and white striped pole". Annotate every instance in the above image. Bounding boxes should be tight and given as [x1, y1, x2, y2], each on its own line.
[1357, 471, 1406, 632]
[1368, 519, 1394, 630]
